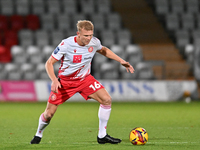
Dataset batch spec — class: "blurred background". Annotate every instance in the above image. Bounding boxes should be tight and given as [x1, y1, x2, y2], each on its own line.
[0, 0, 199, 102]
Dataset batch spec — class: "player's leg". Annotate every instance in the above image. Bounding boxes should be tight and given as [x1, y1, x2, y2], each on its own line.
[89, 88, 121, 144]
[30, 102, 58, 144]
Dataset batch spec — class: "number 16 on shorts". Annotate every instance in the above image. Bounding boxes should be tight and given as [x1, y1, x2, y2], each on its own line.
[89, 82, 102, 91]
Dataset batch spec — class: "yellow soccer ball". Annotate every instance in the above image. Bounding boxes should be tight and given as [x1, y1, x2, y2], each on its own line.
[129, 127, 148, 145]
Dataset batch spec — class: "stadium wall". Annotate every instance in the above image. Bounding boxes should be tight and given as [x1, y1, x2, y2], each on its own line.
[0, 80, 198, 102]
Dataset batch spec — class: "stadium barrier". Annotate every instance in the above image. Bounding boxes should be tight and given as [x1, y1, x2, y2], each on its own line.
[0, 80, 198, 102]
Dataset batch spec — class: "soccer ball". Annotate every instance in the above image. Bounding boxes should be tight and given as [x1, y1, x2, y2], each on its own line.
[129, 127, 148, 145]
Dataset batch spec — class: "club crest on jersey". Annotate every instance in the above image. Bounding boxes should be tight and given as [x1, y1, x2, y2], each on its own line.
[54, 47, 60, 54]
[50, 93, 57, 101]
[74, 49, 77, 53]
[88, 46, 93, 53]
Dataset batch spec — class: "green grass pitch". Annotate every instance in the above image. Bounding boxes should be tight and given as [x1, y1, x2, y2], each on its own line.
[0, 101, 199, 150]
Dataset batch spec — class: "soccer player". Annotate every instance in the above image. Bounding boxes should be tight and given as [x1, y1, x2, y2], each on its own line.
[30, 20, 134, 144]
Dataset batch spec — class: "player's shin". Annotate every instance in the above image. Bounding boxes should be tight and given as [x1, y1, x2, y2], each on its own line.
[98, 104, 111, 138]
[35, 113, 50, 138]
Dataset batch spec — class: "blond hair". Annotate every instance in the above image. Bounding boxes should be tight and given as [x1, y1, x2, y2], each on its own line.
[77, 20, 94, 32]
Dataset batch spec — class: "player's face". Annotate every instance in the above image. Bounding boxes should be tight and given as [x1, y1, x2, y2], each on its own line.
[77, 29, 93, 46]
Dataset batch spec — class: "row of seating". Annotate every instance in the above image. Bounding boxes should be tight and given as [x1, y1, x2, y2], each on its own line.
[18, 28, 132, 48]
[165, 13, 200, 31]
[0, 61, 155, 81]
[155, 0, 200, 15]
[0, 0, 111, 16]
[0, 15, 39, 31]
[0, 44, 154, 80]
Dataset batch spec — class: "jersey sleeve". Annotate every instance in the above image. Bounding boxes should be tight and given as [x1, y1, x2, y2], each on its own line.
[95, 37, 103, 50]
[51, 40, 67, 60]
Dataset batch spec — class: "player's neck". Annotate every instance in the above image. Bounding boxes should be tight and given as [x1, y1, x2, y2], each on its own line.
[76, 36, 86, 46]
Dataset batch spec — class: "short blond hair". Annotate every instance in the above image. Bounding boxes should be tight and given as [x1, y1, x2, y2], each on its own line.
[77, 20, 94, 32]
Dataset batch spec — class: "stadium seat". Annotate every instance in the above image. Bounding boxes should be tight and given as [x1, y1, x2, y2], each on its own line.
[100, 62, 120, 79]
[66, 28, 77, 37]
[110, 45, 125, 59]
[57, 14, 71, 31]
[92, 52, 108, 74]
[154, 0, 169, 15]
[96, 0, 111, 14]
[18, 29, 34, 47]
[90, 13, 106, 32]
[107, 13, 122, 30]
[116, 29, 132, 46]
[26, 15, 40, 30]
[4, 30, 18, 48]
[185, 0, 199, 14]
[0, 0, 14, 15]
[26, 45, 44, 64]
[0, 46, 11, 63]
[50, 30, 65, 47]
[100, 29, 115, 47]
[175, 30, 190, 55]
[71, 14, 87, 29]
[119, 65, 137, 79]
[36, 63, 50, 80]
[53, 62, 60, 77]
[21, 63, 37, 80]
[0, 63, 6, 80]
[136, 62, 155, 80]
[35, 30, 49, 47]
[193, 47, 200, 81]
[47, 0, 61, 14]
[42, 45, 54, 61]
[0, 15, 9, 31]
[40, 14, 55, 31]
[184, 44, 194, 68]
[16, 0, 30, 15]
[180, 13, 195, 30]
[11, 45, 27, 64]
[31, 0, 45, 15]
[165, 13, 180, 31]
[170, 0, 184, 14]
[4, 63, 22, 80]
[125, 44, 143, 67]
[191, 30, 200, 44]
[62, 0, 77, 14]
[10, 15, 25, 31]
[80, 0, 95, 14]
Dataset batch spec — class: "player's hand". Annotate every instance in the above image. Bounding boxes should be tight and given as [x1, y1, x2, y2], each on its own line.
[121, 61, 135, 73]
[51, 79, 61, 93]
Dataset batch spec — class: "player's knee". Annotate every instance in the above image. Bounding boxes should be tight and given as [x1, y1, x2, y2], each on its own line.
[102, 96, 112, 105]
[44, 111, 54, 121]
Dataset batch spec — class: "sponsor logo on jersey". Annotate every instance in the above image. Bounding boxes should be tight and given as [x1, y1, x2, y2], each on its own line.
[54, 47, 60, 54]
[73, 55, 82, 63]
[88, 46, 93, 53]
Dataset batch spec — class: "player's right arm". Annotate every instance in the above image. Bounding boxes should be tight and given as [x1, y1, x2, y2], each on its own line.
[45, 56, 61, 93]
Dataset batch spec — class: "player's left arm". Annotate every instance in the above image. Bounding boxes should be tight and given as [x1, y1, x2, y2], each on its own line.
[97, 46, 134, 73]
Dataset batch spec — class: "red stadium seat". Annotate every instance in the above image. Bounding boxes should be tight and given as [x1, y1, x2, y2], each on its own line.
[0, 46, 11, 62]
[26, 15, 40, 30]
[0, 15, 9, 31]
[4, 30, 18, 48]
[10, 15, 25, 31]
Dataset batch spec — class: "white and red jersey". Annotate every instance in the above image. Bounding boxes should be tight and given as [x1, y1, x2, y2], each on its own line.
[51, 36, 102, 80]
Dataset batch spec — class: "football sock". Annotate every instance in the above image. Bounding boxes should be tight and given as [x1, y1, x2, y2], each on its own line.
[35, 113, 50, 138]
[98, 104, 111, 138]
